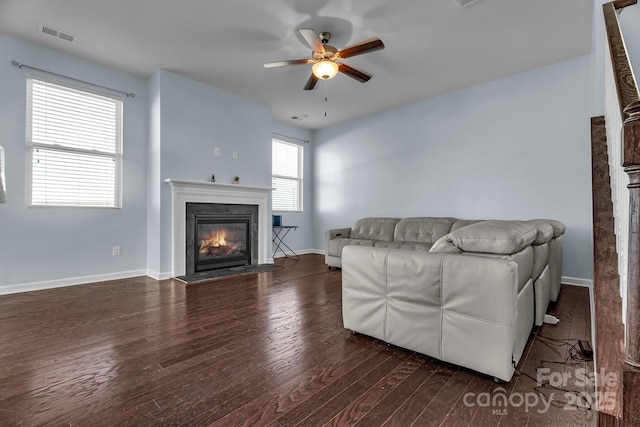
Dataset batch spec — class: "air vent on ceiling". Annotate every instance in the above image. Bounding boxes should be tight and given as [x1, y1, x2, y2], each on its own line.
[38, 23, 77, 43]
[454, 0, 481, 8]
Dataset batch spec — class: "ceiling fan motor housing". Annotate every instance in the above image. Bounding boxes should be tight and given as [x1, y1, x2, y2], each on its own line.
[319, 32, 331, 44]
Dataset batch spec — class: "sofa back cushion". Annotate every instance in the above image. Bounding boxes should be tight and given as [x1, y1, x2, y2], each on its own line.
[393, 217, 457, 244]
[525, 220, 554, 245]
[450, 219, 483, 232]
[447, 220, 537, 255]
[532, 218, 566, 237]
[350, 217, 400, 241]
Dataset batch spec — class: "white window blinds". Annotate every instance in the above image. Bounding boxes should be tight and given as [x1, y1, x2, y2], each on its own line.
[27, 76, 123, 207]
[272, 139, 303, 211]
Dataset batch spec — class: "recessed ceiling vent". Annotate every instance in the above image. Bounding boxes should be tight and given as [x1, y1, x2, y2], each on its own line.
[38, 23, 77, 43]
[454, 0, 482, 8]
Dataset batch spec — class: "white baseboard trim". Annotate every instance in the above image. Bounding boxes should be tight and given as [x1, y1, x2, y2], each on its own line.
[273, 249, 322, 258]
[146, 270, 173, 281]
[0, 269, 149, 296]
[561, 276, 593, 288]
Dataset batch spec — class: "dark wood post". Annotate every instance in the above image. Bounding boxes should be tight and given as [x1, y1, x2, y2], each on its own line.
[624, 101, 640, 366]
[623, 101, 640, 427]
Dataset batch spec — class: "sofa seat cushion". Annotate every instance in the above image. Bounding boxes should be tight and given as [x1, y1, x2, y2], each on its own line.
[448, 220, 537, 255]
[327, 238, 376, 257]
[393, 217, 457, 244]
[350, 217, 400, 241]
[374, 241, 433, 252]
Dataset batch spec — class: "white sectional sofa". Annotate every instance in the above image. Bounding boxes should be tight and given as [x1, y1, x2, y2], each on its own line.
[327, 217, 565, 381]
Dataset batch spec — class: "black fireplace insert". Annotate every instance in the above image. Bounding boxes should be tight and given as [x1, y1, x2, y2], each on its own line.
[186, 203, 258, 274]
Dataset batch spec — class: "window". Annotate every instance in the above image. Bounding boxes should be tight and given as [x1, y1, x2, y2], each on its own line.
[272, 138, 303, 211]
[26, 75, 123, 207]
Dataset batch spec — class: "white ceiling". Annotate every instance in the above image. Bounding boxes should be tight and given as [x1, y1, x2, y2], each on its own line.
[0, 0, 594, 130]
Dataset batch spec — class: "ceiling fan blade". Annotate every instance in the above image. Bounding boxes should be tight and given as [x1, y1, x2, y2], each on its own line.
[263, 59, 314, 68]
[337, 38, 385, 59]
[303, 74, 319, 91]
[297, 28, 325, 53]
[338, 63, 372, 83]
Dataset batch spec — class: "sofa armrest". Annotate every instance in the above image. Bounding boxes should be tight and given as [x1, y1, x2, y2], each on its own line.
[324, 227, 352, 266]
[342, 246, 521, 381]
[325, 227, 351, 253]
[326, 227, 351, 240]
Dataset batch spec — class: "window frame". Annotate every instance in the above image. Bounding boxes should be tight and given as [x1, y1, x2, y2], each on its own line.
[25, 74, 123, 208]
[271, 138, 304, 212]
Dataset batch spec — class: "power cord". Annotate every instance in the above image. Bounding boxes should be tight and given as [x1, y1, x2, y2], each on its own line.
[510, 335, 595, 412]
[512, 365, 593, 411]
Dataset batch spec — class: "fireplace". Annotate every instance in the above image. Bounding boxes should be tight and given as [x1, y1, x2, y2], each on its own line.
[166, 179, 271, 278]
[186, 202, 258, 274]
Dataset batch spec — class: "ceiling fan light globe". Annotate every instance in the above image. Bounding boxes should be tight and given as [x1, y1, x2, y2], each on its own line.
[312, 60, 339, 80]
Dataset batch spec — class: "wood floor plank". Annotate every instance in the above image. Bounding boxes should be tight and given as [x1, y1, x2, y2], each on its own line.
[323, 354, 425, 426]
[273, 340, 392, 427]
[381, 364, 456, 427]
[204, 341, 392, 426]
[410, 368, 473, 427]
[353, 356, 436, 426]
[436, 369, 495, 427]
[291, 351, 409, 426]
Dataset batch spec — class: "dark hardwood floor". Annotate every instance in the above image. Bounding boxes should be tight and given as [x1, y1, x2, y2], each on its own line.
[0, 254, 595, 426]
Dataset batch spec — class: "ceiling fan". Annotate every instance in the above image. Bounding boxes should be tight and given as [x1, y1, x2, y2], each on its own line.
[263, 28, 385, 90]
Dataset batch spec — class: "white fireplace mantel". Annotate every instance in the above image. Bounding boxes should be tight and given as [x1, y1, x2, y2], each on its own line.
[165, 179, 273, 277]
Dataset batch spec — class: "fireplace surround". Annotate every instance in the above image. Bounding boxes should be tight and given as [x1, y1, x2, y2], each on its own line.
[165, 179, 272, 277]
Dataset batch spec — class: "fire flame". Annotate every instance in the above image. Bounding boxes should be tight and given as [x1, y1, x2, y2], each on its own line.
[199, 230, 227, 254]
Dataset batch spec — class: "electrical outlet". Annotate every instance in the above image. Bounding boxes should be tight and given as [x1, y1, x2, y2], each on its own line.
[112, 246, 121, 256]
[213, 147, 220, 156]
[232, 151, 238, 160]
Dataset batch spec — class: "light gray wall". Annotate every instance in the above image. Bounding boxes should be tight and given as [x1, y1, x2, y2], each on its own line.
[272, 121, 315, 254]
[591, 0, 607, 116]
[313, 55, 594, 280]
[0, 34, 149, 288]
[146, 71, 162, 276]
[619, 3, 640, 78]
[148, 69, 273, 277]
